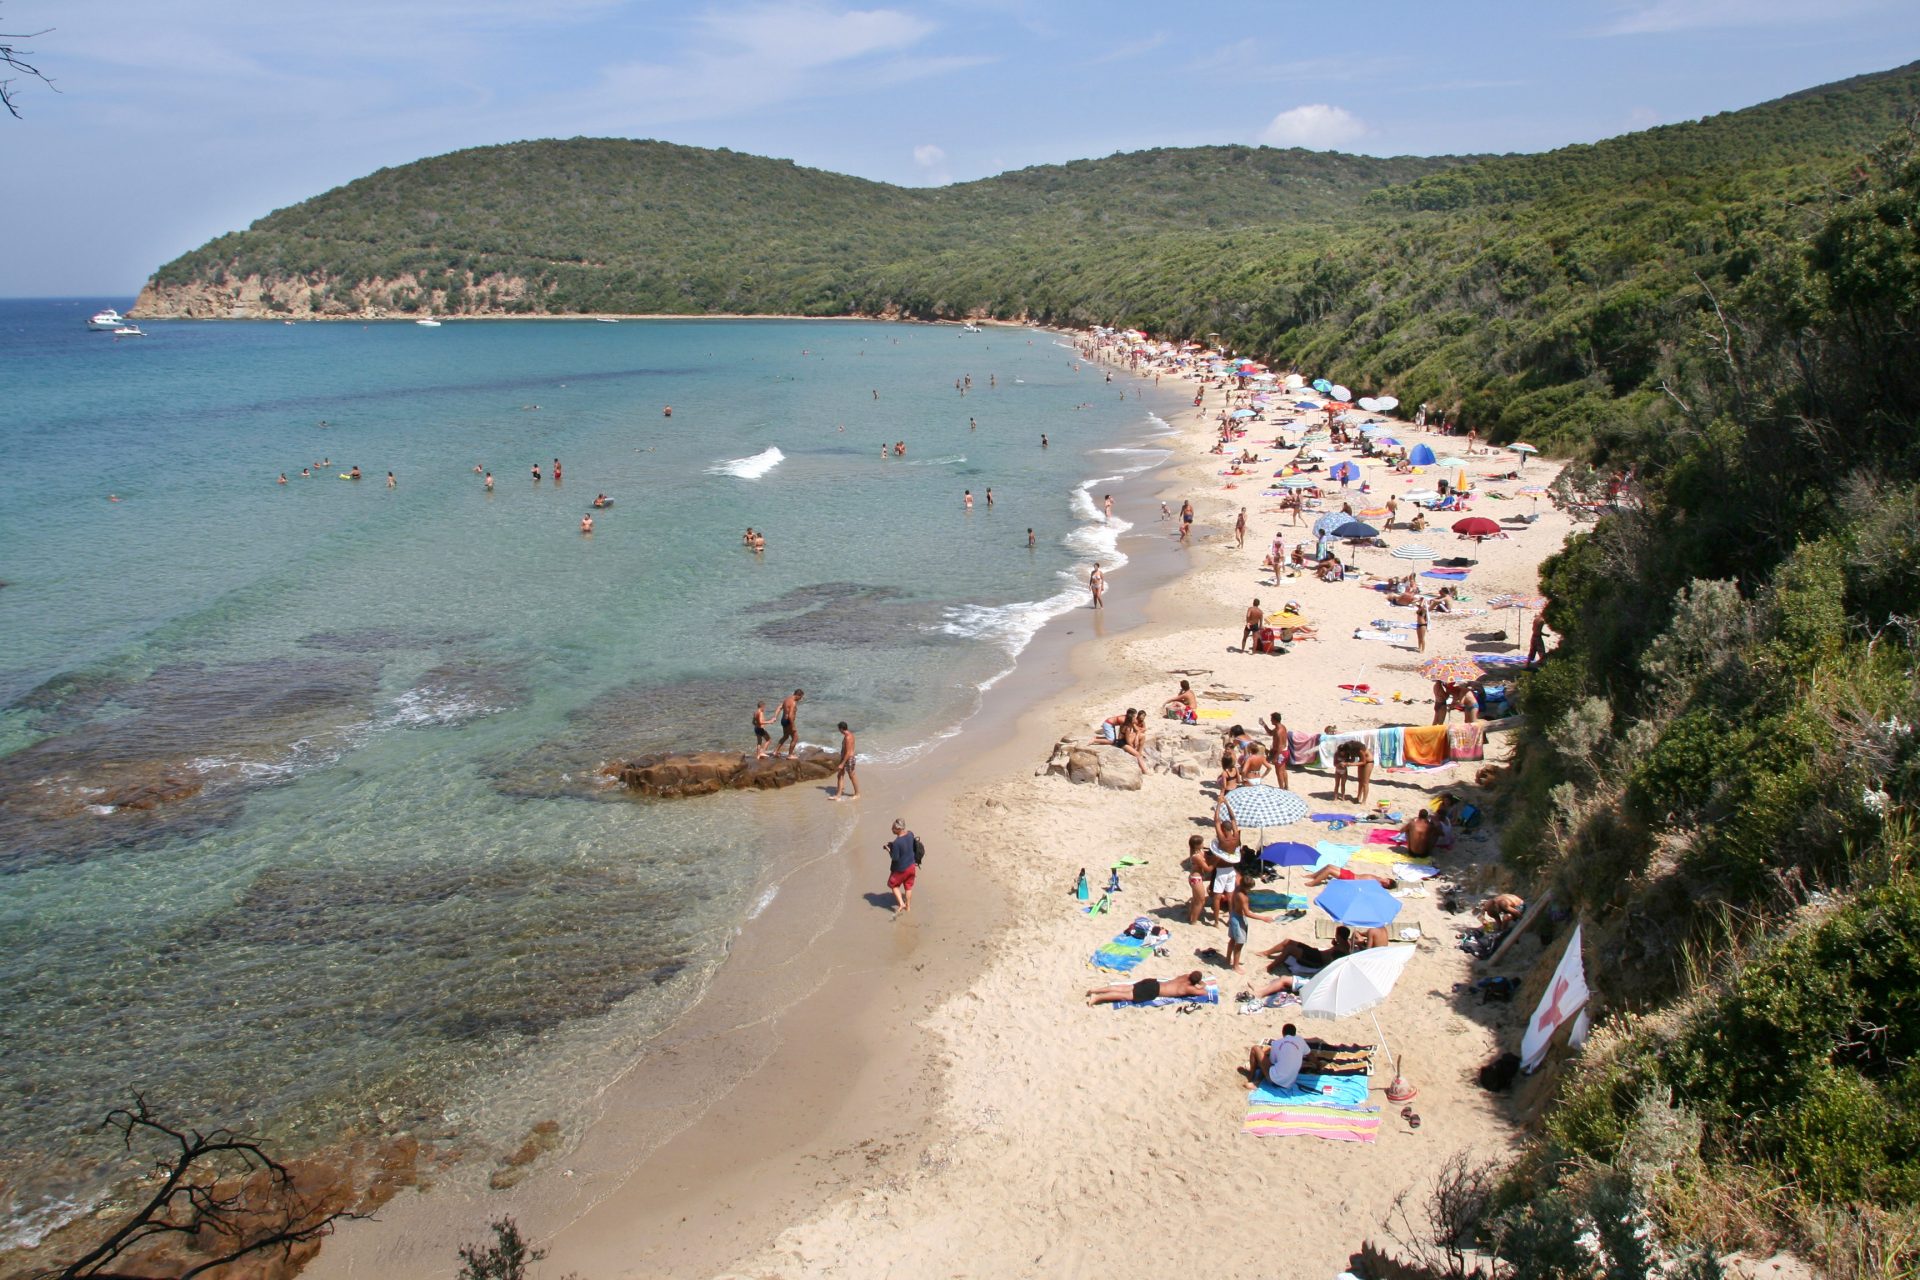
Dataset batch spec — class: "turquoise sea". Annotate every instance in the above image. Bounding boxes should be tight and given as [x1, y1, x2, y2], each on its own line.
[0, 299, 1173, 1246]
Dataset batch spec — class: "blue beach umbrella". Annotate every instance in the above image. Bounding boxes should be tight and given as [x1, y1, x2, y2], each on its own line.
[1293, 401, 1320, 410]
[1328, 460, 1360, 483]
[1314, 878, 1402, 928]
[1332, 521, 1378, 540]
[1408, 443, 1436, 466]
[1312, 511, 1350, 538]
[1312, 378, 1333, 393]
[1260, 840, 1317, 866]
[1231, 408, 1256, 419]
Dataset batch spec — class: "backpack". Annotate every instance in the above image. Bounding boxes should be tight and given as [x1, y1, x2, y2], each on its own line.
[912, 834, 926, 866]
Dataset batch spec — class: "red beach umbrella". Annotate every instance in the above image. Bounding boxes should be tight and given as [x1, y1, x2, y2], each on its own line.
[1451, 517, 1502, 538]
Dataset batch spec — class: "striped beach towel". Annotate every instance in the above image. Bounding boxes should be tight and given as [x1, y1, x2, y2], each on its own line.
[1303, 1044, 1375, 1076]
[1111, 983, 1219, 1010]
[1243, 1103, 1381, 1141]
[1251, 1073, 1371, 1109]
[1447, 722, 1485, 760]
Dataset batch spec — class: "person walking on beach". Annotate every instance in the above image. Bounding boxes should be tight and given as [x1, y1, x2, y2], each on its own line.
[884, 819, 919, 916]
[1416, 600, 1429, 653]
[832, 721, 859, 800]
[1234, 508, 1247, 549]
[1178, 500, 1194, 543]
[1241, 599, 1263, 652]
[777, 689, 804, 758]
[752, 700, 773, 760]
[1089, 565, 1106, 609]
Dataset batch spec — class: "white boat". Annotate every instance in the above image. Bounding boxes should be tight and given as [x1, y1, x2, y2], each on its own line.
[88, 308, 127, 331]
[593, 317, 619, 324]
[415, 318, 441, 327]
[112, 326, 145, 337]
[961, 322, 982, 333]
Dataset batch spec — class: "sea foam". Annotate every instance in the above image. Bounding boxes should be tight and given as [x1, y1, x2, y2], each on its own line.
[707, 446, 785, 479]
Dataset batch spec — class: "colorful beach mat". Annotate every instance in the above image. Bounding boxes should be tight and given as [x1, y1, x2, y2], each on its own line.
[1243, 1103, 1381, 1141]
[1092, 937, 1153, 972]
[1251, 1073, 1371, 1109]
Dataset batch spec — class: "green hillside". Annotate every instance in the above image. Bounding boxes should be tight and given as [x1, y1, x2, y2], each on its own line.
[142, 139, 1467, 318]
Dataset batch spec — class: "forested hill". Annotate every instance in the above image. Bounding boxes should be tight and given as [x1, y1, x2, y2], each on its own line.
[135, 140, 1469, 320]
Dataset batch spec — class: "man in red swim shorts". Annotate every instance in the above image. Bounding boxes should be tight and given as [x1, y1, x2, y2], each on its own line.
[885, 818, 920, 916]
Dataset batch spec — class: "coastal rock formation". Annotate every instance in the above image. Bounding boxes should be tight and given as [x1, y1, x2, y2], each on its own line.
[1040, 726, 1221, 789]
[605, 747, 837, 799]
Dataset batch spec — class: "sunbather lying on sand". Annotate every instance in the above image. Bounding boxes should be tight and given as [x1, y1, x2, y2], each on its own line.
[1261, 925, 1357, 971]
[1086, 971, 1209, 1006]
[1305, 865, 1399, 889]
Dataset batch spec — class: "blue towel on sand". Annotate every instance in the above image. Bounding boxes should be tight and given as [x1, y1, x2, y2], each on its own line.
[1250, 1073, 1372, 1108]
[1248, 890, 1308, 912]
[1313, 842, 1357, 870]
[1309, 813, 1353, 823]
[1422, 569, 1468, 581]
[1092, 939, 1152, 972]
[1111, 985, 1220, 1010]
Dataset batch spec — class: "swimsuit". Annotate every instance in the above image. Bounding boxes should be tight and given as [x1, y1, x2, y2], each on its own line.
[781, 716, 795, 737]
[1130, 978, 1162, 1003]
[754, 723, 771, 743]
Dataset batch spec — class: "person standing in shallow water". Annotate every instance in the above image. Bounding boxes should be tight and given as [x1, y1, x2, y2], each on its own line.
[832, 721, 859, 800]
[1089, 565, 1106, 609]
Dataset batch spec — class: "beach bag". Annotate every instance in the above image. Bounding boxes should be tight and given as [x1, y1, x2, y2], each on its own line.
[912, 835, 926, 866]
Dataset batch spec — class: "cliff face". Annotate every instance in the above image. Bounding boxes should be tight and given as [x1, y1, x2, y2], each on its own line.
[132, 271, 539, 320]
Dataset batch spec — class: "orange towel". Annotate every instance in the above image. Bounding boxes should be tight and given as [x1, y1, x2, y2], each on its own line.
[1404, 724, 1450, 766]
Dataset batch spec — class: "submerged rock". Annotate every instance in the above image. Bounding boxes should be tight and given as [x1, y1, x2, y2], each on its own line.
[606, 747, 837, 799]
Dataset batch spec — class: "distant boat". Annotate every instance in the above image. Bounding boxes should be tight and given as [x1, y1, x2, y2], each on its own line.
[961, 323, 983, 333]
[594, 317, 620, 324]
[112, 325, 145, 337]
[88, 308, 127, 331]
[415, 318, 442, 327]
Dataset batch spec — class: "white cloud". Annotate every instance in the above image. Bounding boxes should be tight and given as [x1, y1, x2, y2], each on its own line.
[1594, 0, 1888, 36]
[913, 143, 946, 167]
[1258, 104, 1367, 150]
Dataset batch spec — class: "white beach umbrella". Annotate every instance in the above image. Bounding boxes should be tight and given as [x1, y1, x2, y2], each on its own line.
[1296, 944, 1417, 1061]
[1375, 396, 1400, 411]
[1389, 544, 1437, 561]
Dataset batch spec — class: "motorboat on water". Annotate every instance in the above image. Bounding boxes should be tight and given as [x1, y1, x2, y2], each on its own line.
[88, 308, 127, 330]
[961, 322, 983, 333]
[593, 317, 620, 324]
[112, 325, 145, 337]
[415, 318, 442, 327]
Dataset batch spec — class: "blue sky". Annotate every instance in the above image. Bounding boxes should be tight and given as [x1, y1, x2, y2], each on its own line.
[3, 0, 1916, 296]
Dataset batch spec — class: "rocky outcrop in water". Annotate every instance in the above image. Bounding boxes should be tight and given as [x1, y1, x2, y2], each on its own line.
[605, 748, 838, 799]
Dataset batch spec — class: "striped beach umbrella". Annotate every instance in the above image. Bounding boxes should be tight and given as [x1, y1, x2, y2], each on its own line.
[1390, 544, 1438, 561]
[1489, 591, 1548, 631]
[1418, 655, 1485, 684]
[1221, 784, 1309, 830]
[1276, 476, 1318, 490]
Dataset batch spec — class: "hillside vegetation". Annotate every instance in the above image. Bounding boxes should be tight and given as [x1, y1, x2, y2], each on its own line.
[137, 62, 1920, 1273]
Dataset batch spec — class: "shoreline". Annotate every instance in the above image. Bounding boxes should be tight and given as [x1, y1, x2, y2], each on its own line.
[308, 334, 1575, 1278]
[298, 349, 1200, 1278]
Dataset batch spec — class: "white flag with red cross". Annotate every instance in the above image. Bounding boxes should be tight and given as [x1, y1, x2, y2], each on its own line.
[1521, 923, 1588, 1073]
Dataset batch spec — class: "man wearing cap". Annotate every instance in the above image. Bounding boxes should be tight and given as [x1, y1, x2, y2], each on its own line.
[884, 819, 919, 916]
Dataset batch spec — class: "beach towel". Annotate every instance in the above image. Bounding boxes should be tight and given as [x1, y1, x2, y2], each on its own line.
[1195, 708, 1234, 721]
[1309, 812, 1353, 824]
[1366, 829, 1404, 845]
[1243, 1103, 1381, 1141]
[1477, 653, 1531, 668]
[1404, 724, 1450, 766]
[1393, 863, 1441, 880]
[1250, 1073, 1372, 1109]
[1375, 725, 1405, 768]
[1110, 984, 1220, 1010]
[1303, 1044, 1376, 1076]
[1348, 848, 1405, 867]
[1350, 629, 1404, 644]
[1422, 568, 1468, 581]
[1447, 722, 1485, 761]
[1314, 840, 1361, 866]
[1288, 731, 1320, 767]
[1092, 939, 1154, 972]
[1247, 890, 1307, 913]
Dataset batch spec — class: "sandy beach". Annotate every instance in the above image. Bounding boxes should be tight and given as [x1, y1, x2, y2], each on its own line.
[301, 335, 1573, 1280]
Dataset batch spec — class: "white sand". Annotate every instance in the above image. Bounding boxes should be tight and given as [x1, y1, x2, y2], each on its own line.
[729, 354, 1577, 1279]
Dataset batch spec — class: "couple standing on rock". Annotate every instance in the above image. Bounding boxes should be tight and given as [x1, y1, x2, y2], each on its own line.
[752, 690, 859, 799]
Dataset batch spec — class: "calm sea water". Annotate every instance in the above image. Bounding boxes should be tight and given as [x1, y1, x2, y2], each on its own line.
[0, 299, 1171, 1244]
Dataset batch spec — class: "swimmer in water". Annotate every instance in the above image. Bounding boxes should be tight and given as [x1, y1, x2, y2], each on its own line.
[664, 405, 672, 417]
[277, 473, 288, 485]
[581, 513, 593, 534]
[349, 465, 361, 480]
[301, 467, 311, 478]
[986, 487, 994, 507]
[964, 490, 973, 510]
[484, 471, 493, 491]
[1041, 434, 1049, 449]
[387, 472, 396, 487]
